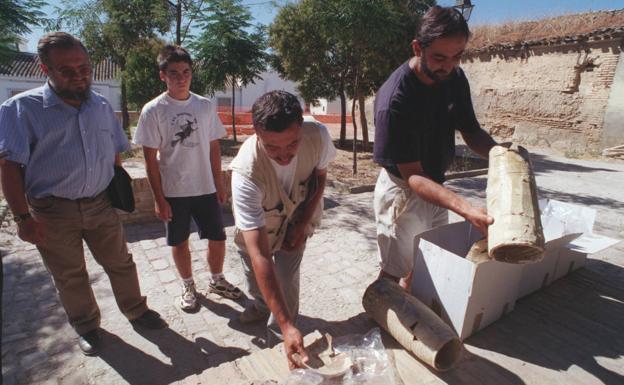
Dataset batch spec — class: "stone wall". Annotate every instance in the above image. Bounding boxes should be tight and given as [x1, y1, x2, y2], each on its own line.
[115, 161, 233, 225]
[462, 37, 623, 155]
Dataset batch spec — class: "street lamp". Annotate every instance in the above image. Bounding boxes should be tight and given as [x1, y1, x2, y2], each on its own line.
[454, 0, 475, 21]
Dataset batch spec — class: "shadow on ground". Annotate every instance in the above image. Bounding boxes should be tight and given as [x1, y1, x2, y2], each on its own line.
[455, 144, 619, 175]
[297, 312, 525, 385]
[468, 259, 624, 385]
[2, 250, 78, 384]
[447, 177, 624, 211]
[97, 327, 248, 385]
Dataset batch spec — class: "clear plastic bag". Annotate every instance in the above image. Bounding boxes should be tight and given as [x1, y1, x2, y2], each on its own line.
[280, 328, 399, 385]
[540, 199, 595, 240]
[333, 328, 399, 385]
[282, 369, 323, 385]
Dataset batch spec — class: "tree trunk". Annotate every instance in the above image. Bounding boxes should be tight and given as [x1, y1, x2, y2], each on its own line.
[351, 96, 358, 176]
[231, 78, 237, 142]
[339, 84, 347, 148]
[120, 70, 130, 136]
[358, 92, 369, 151]
[175, 0, 182, 45]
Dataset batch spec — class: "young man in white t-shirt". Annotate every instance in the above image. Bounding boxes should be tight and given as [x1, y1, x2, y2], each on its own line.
[230, 91, 336, 369]
[133, 45, 241, 312]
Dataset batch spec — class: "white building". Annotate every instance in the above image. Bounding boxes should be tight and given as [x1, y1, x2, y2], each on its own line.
[0, 52, 121, 110]
[1, 54, 344, 117]
[212, 70, 343, 115]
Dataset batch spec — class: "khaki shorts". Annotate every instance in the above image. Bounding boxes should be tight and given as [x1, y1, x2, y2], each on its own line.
[374, 168, 448, 278]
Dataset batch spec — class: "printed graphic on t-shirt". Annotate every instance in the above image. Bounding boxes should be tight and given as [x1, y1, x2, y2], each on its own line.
[170, 112, 199, 148]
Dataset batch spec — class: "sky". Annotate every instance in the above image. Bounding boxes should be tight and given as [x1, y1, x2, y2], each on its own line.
[23, 0, 624, 52]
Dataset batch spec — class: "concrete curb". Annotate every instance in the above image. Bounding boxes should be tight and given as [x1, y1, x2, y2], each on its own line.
[328, 168, 489, 195]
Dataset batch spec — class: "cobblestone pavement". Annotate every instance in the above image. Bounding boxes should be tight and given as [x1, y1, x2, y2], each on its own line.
[2, 152, 624, 385]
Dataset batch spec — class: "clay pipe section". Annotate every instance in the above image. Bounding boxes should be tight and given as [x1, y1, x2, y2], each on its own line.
[362, 278, 463, 371]
[486, 144, 545, 263]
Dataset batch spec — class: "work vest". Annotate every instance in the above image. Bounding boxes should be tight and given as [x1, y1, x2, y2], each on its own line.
[231, 120, 324, 253]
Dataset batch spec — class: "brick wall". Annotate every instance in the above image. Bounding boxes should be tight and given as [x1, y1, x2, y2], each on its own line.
[462, 38, 622, 154]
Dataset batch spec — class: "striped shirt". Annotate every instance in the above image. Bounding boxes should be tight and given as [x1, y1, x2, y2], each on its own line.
[0, 82, 130, 199]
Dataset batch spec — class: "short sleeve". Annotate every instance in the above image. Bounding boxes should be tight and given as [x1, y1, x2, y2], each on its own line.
[373, 107, 422, 165]
[0, 101, 31, 165]
[455, 73, 481, 134]
[133, 104, 162, 149]
[316, 123, 337, 170]
[231, 171, 266, 230]
[208, 100, 226, 141]
[107, 103, 130, 152]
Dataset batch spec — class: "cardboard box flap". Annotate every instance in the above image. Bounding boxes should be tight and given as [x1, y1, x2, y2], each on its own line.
[544, 232, 583, 251]
[567, 233, 621, 254]
[419, 221, 483, 257]
[414, 239, 475, 336]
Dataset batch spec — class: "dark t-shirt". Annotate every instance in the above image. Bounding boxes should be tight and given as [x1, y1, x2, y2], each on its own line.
[373, 60, 480, 183]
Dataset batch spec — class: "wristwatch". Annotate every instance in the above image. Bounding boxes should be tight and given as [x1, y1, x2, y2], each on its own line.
[13, 212, 32, 224]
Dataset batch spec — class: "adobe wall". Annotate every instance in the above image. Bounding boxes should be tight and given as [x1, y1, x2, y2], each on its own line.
[462, 38, 623, 155]
[602, 51, 624, 148]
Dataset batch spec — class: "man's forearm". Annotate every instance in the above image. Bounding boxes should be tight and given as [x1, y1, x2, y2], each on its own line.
[242, 229, 294, 330]
[462, 129, 497, 159]
[210, 140, 223, 190]
[295, 171, 327, 225]
[143, 148, 166, 202]
[1, 161, 29, 215]
[408, 174, 473, 218]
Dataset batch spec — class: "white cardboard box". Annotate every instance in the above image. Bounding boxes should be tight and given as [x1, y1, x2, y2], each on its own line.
[554, 232, 620, 280]
[411, 221, 522, 341]
[411, 199, 620, 340]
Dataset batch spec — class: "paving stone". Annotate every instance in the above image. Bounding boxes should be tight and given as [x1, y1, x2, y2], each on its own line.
[21, 351, 48, 370]
[3, 332, 29, 344]
[58, 369, 88, 385]
[158, 269, 178, 283]
[139, 240, 159, 250]
[152, 258, 170, 270]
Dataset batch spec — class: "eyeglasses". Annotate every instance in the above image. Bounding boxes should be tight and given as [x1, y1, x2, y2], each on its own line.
[49, 65, 92, 79]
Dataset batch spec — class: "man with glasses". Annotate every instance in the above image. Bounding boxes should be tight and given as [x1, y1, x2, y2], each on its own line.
[133, 45, 241, 312]
[0, 32, 166, 357]
[373, 6, 499, 289]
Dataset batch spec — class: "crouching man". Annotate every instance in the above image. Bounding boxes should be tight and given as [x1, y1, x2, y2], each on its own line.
[230, 91, 336, 368]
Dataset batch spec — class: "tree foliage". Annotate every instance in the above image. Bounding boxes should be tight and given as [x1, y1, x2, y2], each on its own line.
[50, 0, 173, 131]
[270, 0, 433, 172]
[192, 0, 268, 141]
[0, 0, 46, 64]
[125, 38, 167, 111]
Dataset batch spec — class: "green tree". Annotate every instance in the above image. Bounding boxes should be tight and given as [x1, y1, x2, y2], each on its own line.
[192, 0, 268, 142]
[270, 0, 350, 146]
[51, 0, 172, 131]
[0, 0, 46, 64]
[125, 38, 166, 111]
[271, 0, 431, 173]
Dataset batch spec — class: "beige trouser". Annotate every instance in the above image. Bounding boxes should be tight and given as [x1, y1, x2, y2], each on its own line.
[28, 192, 148, 335]
[374, 169, 449, 279]
[239, 243, 305, 344]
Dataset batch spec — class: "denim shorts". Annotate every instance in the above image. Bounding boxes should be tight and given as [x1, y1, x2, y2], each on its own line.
[165, 193, 226, 246]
